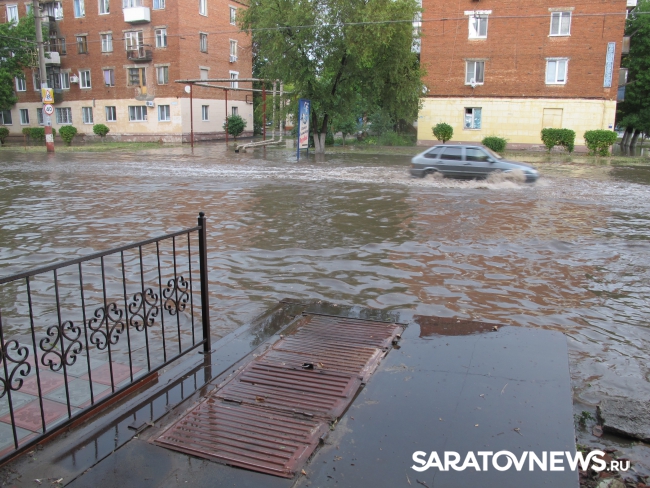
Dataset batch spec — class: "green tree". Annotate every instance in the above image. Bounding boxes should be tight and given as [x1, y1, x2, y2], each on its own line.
[333, 114, 358, 145]
[0, 13, 38, 110]
[223, 114, 247, 140]
[93, 123, 110, 140]
[617, 0, 650, 144]
[432, 123, 453, 143]
[240, 0, 422, 154]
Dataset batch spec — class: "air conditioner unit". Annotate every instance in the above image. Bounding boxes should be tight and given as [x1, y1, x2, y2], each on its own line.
[69, 75, 79, 83]
[229, 55, 237, 63]
[145, 100, 155, 107]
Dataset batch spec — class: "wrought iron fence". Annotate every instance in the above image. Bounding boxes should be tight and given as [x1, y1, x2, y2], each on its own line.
[0, 212, 211, 462]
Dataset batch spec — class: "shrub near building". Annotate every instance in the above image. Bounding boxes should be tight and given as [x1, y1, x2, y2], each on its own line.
[540, 128, 575, 153]
[583, 130, 618, 156]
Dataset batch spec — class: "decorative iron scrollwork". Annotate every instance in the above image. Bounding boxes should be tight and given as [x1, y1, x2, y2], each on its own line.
[0, 341, 31, 398]
[128, 288, 159, 331]
[163, 276, 189, 316]
[88, 302, 125, 350]
[40, 320, 83, 372]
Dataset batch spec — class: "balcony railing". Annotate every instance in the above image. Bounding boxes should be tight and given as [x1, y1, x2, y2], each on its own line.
[126, 46, 153, 62]
[123, 5, 150, 23]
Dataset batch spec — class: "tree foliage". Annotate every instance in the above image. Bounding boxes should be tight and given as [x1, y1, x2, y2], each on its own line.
[59, 125, 77, 145]
[482, 136, 507, 153]
[432, 123, 453, 143]
[616, 0, 650, 137]
[240, 0, 423, 153]
[93, 124, 110, 139]
[0, 13, 38, 110]
[583, 130, 618, 156]
[223, 114, 247, 140]
[540, 128, 575, 153]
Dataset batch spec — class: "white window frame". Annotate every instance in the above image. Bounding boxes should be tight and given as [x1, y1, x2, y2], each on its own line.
[79, 69, 91, 88]
[73, 0, 84, 18]
[98, 0, 109, 14]
[82, 107, 93, 124]
[198, 0, 206, 16]
[152, 0, 164, 9]
[25, 3, 32, 15]
[201, 105, 208, 121]
[468, 15, 488, 39]
[155, 28, 167, 48]
[464, 107, 482, 130]
[15, 76, 26, 92]
[158, 105, 170, 122]
[103, 68, 114, 86]
[156, 66, 168, 84]
[229, 6, 236, 25]
[128, 105, 147, 122]
[6, 5, 18, 23]
[200, 68, 208, 81]
[60, 71, 70, 89]
[122, 0, 141, 7]
[124, 31, 143, 50]
[101, 33, 113, 52]
[550, 11, 571, 36]
[55, 107, 72, 125]
[199, 33, 208, 53]
[19, 108, 29, 125]
[36, 108, 44, 125]
[230, 40, 237, 57]
[0, 110, 13, 125]
[465, 60, 485, 85]
[229, 70, 238, 88]
[105, 106, 117, 122]
[33, 69, 41, 91]
[53, 1, 63, 19]
[231, 106, 238, 116]
[546, 58, 568, 85]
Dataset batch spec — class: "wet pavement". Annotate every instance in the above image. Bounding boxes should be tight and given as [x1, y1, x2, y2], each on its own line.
[1, 143, 650, 473]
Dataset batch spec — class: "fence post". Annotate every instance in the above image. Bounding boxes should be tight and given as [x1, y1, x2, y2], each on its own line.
[198, 212, 211, 353]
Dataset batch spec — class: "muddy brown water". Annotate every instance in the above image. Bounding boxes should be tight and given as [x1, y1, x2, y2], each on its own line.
[1, 145, 649, 435]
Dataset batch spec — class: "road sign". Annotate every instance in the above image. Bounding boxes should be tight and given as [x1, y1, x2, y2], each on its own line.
[43, 104, 54, 115]
[41, 88, 54, 104]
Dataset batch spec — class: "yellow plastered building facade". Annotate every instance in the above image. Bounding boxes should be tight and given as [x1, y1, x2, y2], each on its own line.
[417, 98, 617, 149]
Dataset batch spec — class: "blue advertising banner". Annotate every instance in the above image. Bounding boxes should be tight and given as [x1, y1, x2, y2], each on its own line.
[297, 99, 310, 160]
[603, 42, 616, 88]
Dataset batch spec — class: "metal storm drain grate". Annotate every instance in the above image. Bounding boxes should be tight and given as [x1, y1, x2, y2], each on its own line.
[152, 313, 403, 478]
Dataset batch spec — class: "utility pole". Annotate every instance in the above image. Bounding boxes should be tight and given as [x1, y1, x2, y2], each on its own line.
[32, 0, 54, 153]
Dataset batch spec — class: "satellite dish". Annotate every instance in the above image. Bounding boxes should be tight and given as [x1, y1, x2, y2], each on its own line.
[184, 85, 191, 94]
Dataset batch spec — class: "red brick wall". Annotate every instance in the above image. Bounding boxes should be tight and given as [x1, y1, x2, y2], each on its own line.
[420, 0, 627, 100]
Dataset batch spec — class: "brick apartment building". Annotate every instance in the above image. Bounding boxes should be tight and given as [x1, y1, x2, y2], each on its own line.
[417, 0, 631, 149]
[0, 0, 252, 141]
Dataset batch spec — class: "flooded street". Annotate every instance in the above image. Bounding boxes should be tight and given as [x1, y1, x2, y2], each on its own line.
[1, 144, 649, 416]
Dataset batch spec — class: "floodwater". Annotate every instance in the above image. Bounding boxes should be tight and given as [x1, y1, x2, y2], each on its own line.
[0, 144, 649, 413]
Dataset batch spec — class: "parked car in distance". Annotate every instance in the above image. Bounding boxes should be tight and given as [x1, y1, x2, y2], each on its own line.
[410, 144, 539, 183]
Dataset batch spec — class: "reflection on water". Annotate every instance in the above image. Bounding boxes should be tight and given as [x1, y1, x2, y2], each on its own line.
[0, 145, 649, 411]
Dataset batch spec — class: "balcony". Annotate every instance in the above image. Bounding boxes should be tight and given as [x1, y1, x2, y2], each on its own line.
[45, 51, 60, 65]
[123, 6, 150, 23]
[627, 0, 637, 7]
[126, 46, 153, 62]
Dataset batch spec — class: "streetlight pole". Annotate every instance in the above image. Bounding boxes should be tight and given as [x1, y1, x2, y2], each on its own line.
[32, 0, 54, 153]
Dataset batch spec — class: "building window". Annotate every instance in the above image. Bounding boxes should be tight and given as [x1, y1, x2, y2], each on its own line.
[80, 69, 91, 88]
[468, 15, 488, 39]
[465, 60, 484, 85]
[156, 66, 168, 84]
[55, 107, 72, 124]
[46, 1, 63, 19]
[464, 107, 482, 130]
[155, 29, 167, 48]
[77, 36, 88, 54]
[158, 105, 170, 121]
[123, 0, 141, 7]
[199, 0, 206, 15]
[59, 37, 66, 54]
[0, 110, 12, 125]
[73, 0, 84, 17]
[60, 72, 70, 89]
[15, 77, 26, 92]
[33, 69, 40, 90]
[546, 58, 568, 84]
[103, 69, 115, 86]
[128, 105, 147, 121]
[105, 106, 117, 122]
[201, 105, 208, 121]
[550, 11, 571, 36]
[230, 40, 237, 60]
[6, 5, 18, 23]
[128, 67, 146, 86]
[200, 68, 208, 80]
[153, 0, 164, 9]
[19, 109, 29, 125]
[25, 3, 32, 14]
[229, 6, 236, 24]
[98, 0, 109, 14]
[101, 33, 112, 52]
[229, 71, 238, 88]
[231, 106, 238, 116]
[82, 107, 93, 124]
[36, 108, 44, 125]
[199, 33, 207, 53]
[124, 31, 143, 50]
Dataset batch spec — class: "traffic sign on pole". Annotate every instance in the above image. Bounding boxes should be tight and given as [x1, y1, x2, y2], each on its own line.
[43, 104, 54, 115]
[41, 88, 54, 104]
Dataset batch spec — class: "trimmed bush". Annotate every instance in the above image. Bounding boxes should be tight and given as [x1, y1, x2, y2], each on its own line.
[0, 127, 8, 145]
[30, 127, 45, 142]
[482, 136, 507, 153]
[59, 125, 78, 146]
[223, 115, 247, 140]
[540, 128, 575, 153]
[583, 130, 618, 156]
[432, 123, 453, 143]
[93, 123, 110, 139]
[22, 127, 31, 139]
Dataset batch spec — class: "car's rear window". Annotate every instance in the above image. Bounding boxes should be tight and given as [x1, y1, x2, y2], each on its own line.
[440, 147, 463, 160]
